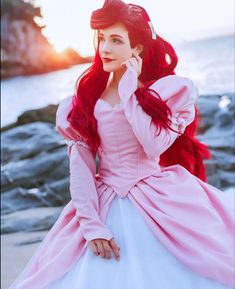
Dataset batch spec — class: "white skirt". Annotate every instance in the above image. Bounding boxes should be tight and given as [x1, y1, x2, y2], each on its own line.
[45, 195, 232, 289]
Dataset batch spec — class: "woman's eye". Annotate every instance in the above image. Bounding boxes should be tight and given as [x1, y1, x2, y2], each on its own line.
[112, 38, 122, 44]
[98, 37, 122, 44]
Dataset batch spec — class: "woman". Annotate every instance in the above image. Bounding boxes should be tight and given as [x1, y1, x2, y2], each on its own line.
[9, 0, 234, 288]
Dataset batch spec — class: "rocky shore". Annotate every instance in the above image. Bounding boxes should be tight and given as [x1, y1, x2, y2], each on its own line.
[1, 0, 93, 79]
[1, 92, 234, 288]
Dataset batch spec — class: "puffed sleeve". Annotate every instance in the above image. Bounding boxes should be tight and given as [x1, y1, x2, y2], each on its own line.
[55, 96, 114, 242]
[118, 67, 199, 159]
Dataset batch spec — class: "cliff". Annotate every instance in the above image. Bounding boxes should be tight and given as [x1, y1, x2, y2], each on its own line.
[1, 0, 93, 78]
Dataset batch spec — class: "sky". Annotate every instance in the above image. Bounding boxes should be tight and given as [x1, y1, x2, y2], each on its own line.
[34, 0, 234, 56]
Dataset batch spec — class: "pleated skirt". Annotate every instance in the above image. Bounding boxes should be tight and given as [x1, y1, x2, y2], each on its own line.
[45, 194, 232, 289]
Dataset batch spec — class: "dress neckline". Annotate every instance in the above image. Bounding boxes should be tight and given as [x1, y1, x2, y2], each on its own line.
[97, 98, 123, 110]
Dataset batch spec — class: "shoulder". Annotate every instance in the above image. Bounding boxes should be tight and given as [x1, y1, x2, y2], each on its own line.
[56, 95, 73, 117]
[149, 75, 199, 103]
[149, 74, 196, 90]
[55, 95, 82, 141]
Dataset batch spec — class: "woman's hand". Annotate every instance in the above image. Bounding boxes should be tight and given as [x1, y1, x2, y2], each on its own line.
[89, 237, 120, 261]
[120, 51, 143, 77]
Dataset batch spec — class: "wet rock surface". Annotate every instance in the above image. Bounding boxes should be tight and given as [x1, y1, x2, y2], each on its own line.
[197, 93, 235, 188]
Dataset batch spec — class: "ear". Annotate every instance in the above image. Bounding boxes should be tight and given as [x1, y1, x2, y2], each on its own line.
[134, 44, 144, 55]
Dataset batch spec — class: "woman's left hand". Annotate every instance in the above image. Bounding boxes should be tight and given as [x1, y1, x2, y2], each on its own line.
[120, 51, 142, 77]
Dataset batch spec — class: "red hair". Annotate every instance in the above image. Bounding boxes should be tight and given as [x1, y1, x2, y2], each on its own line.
[68, 0, 210, 181]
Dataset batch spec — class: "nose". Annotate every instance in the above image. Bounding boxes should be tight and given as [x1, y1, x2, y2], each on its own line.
[100, 40, 111, 54]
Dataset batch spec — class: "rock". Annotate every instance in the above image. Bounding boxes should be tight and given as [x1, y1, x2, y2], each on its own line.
[1, 207, 63, 234]
[1, 103, 61, 132]
[203, 153, 235, 189]
[210, 150, 235, 172]
[1, 121, 71, 215]
[218, 170, 235, 188]
[196, 95, 220, 133]
[216, 110, 234, 127]
[17, 105, 58, 124]
[198, 93, 235, 154]
[204, 159, 218, 176]
[1, 178, 70, 215]
[196, 93, 234, 133]
[1, 147, 69, 192]
[198, 119, 235, 152]
[1, 0, 93, 78]
[15, 236, 44, 246]
[206, 175, 221, 189]
[1, 122, 63, 165]
[197, 93, 235, 189]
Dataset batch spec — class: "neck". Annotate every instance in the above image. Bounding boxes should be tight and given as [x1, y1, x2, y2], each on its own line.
[109, 68, 126, 89]
[108, 68, 143, 90]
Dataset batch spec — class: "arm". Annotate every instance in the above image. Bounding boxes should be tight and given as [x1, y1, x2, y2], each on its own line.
[68, 141, 113, 242]
[118, 68, 199, 159]
[55, 96, 114, 242]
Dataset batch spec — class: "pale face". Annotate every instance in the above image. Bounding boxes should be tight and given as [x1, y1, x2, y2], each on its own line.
[98, 22, 140, 73]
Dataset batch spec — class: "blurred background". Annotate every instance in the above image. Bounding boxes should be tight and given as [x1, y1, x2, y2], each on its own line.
[1, 0, 234, 288]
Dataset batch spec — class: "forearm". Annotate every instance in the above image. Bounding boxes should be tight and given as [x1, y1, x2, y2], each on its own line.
[121, 94, 186, 159]
[118, 69, 198, 159]
[68, 142, 113, 242]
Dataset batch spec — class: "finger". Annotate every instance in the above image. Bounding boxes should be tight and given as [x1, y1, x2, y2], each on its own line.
[129, 58, 139, 71]
[120, 60, 129, 68]
[90, 241, 99, 256]
[131, 55, 142, 71]
[121, 56, 137, 67]
[132, 52, 138, 61]
[133, 52, 142, 62]
[102, 241, 112, 259]
[129, 58, 141, 76]
[124, 61, 132, 70]
[137, 54, 142, 62]
[109, 239, 120, 261]
[121, 59, 140, 76]
[131, 55, 142, 70]
[95, 241, 105, 258]
[132, 53, 142, 70]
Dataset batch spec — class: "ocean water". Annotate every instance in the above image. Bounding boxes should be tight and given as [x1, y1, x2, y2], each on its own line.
[175, 34, 235, 94]
[1, 34, 234, 127]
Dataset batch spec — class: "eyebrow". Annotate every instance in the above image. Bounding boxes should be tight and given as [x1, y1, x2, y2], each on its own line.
[98, 33, 123, 38]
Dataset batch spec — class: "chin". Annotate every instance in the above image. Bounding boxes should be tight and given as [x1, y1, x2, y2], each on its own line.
[103, 63, 122, 73]
[103, 67, 114, 72]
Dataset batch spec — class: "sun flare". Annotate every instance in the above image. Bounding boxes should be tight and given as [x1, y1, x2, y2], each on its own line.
[48, 37, 69, 53]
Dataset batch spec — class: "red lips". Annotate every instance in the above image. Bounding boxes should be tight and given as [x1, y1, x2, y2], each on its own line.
[103, 57, 114, 63]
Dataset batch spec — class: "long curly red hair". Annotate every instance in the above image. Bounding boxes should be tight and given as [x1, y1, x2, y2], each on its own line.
[68, 0, 210, 181]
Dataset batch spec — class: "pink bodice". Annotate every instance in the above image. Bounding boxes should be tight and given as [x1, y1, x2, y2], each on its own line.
[95, 99, 161, 198]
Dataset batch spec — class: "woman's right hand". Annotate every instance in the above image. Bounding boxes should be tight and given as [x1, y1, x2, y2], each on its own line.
[89, 237, 120, 261]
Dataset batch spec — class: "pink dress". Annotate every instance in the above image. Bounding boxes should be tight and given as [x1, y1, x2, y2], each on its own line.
[9, 67, 234, 289]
